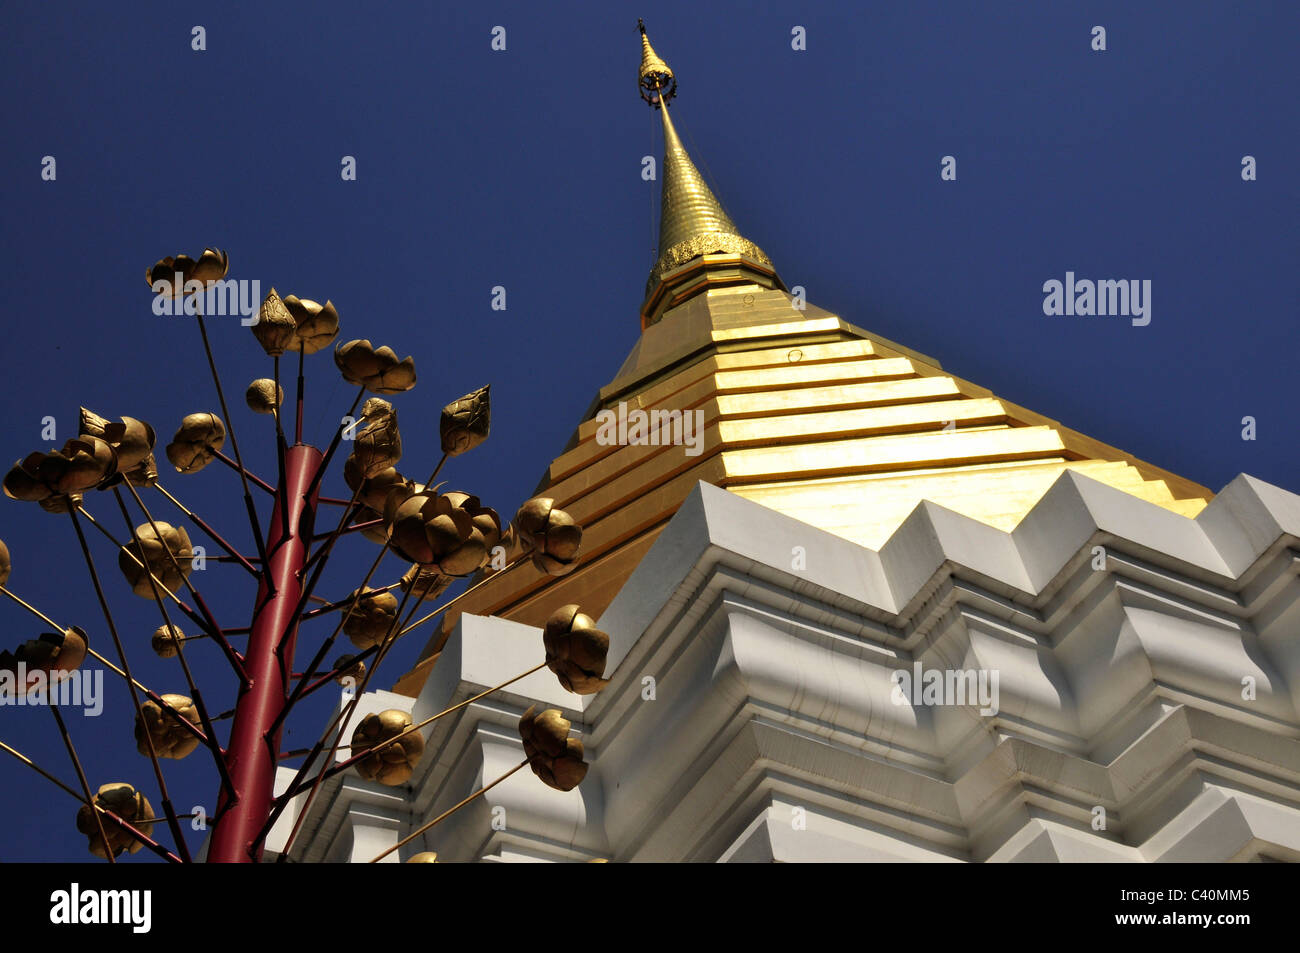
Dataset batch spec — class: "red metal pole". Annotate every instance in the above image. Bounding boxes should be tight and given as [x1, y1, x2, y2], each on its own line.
[208, 444, 322, 862]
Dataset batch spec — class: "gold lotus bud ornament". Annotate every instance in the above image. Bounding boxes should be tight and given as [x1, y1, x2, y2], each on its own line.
[2, 457, 50, 503]
[79, 408, 156, 472]
[151, 623, 185, 659]
[146, 248, 229, 298]
[439, 385, 490, 456]
[134, 694, 201, 760]
[165, 412, 226, 474]
[117, 522, 194, 597]
[342, 586, 400, 650]
[53, 436, 118, 492]
[407, 851, 438, 863]
[343, 459, 406, 513]
[347, 398, 402, 479]
[334, 339, 417, 394]
[351, 709, 425, 786]
[76, 782, 156, 859]
[333, 653, 366, 685]
[518, 705, 588, 792]
[513, 498, 583, 576]
[0, 626, 89, 691]
[245, 378, 284, 415]
[543, 605, 611, 695]
[250, 288, 298, 357]
[3, 436, 118, 503]
[386, 488, 500, 577]
[0, 537, 9, 588]
[282, 295, 340, 354]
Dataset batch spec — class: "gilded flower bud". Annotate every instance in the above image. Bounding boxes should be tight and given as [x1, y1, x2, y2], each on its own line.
[343, 459, 406, 513]
[543, 605, 611, 695]
[0, 537, 9, 588]
[58, 436, 117, 493]
[76, 782, 156, 859]
[79, 408, 156, 472]
[513, 498, 583, 576]
[134, 694, 201, 760]
[250, 288, 298, 357]
[0, 626, 89, 692]
[407, 851, 438, 863]
[518, 705, 588, 792]
[334, 339, 417, 394]
[386, 489, 499, 577]
[150, 623, 185, 659]
[439, 385, 491, 456]
[333, 654, 366, 685]
[5, 438, 119, 500]
[165, 412, 226, 474]
[351, 709, 425, 787]
[342, 586, 399, 650]
[5, 440, 119, 502]
[118, 522, 194, 598]
[347, 398, 402, 479]
[146, 248, 229, 298]
[2, 457, 51, 502]
[245, 378, 284, 415]
[282, 295, 340, 354]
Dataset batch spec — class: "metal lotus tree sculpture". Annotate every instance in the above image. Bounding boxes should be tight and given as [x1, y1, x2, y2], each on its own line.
[0, 248, 608, 863]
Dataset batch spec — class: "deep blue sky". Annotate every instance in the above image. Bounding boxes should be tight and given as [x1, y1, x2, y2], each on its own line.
[0, 1, 1295, 862]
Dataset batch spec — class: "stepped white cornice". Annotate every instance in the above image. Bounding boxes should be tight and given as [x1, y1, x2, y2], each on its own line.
[277, 471, 1300, 862]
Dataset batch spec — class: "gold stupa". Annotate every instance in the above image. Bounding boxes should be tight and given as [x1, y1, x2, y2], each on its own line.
[394, 23, 1210, 696]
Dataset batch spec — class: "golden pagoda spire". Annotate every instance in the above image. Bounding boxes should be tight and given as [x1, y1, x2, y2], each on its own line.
[638, 21, 781, 328]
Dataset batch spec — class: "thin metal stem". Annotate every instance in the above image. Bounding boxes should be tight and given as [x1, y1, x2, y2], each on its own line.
[49, 704, 115, 865]
[291, 662, 546, 796]
[295, 345, 305, 444]
[74, 505, 213, 635]
[0, 596, 211, 750]
[112, 489, 204, 702]
[153, 482, 261, 578]
[196, 312, 270, 569]
[260, 459, 469, 856]
[301, 385, 366, 504]
[66, 505, 188, 862]
[399, 556, 528, 637]
[118, 484, 249, 684]
[113, 486, 232, 791]
[274, 353, 290, 539]
[268, 566, 446, 859]
[213, 450, 276, 495]
[289, 644, 378, 703]
[368, 761, 528, 863]
[0, 738, 182, 864]
[307, 515, 383, 543]
[299, 583, 401, 621]
[78, 645, 212, 751]
[0, 585, 61, 630]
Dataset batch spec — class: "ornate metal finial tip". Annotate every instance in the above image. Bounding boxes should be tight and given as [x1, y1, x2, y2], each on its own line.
[638, 21, 676, 108]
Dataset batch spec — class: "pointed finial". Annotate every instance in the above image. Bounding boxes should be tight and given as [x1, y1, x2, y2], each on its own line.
[638, 20, 676, 108]
[635, 18, 782, 328]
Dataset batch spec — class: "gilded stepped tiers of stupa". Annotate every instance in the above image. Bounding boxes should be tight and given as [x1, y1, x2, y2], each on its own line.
[280, 25, 1300, 863]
